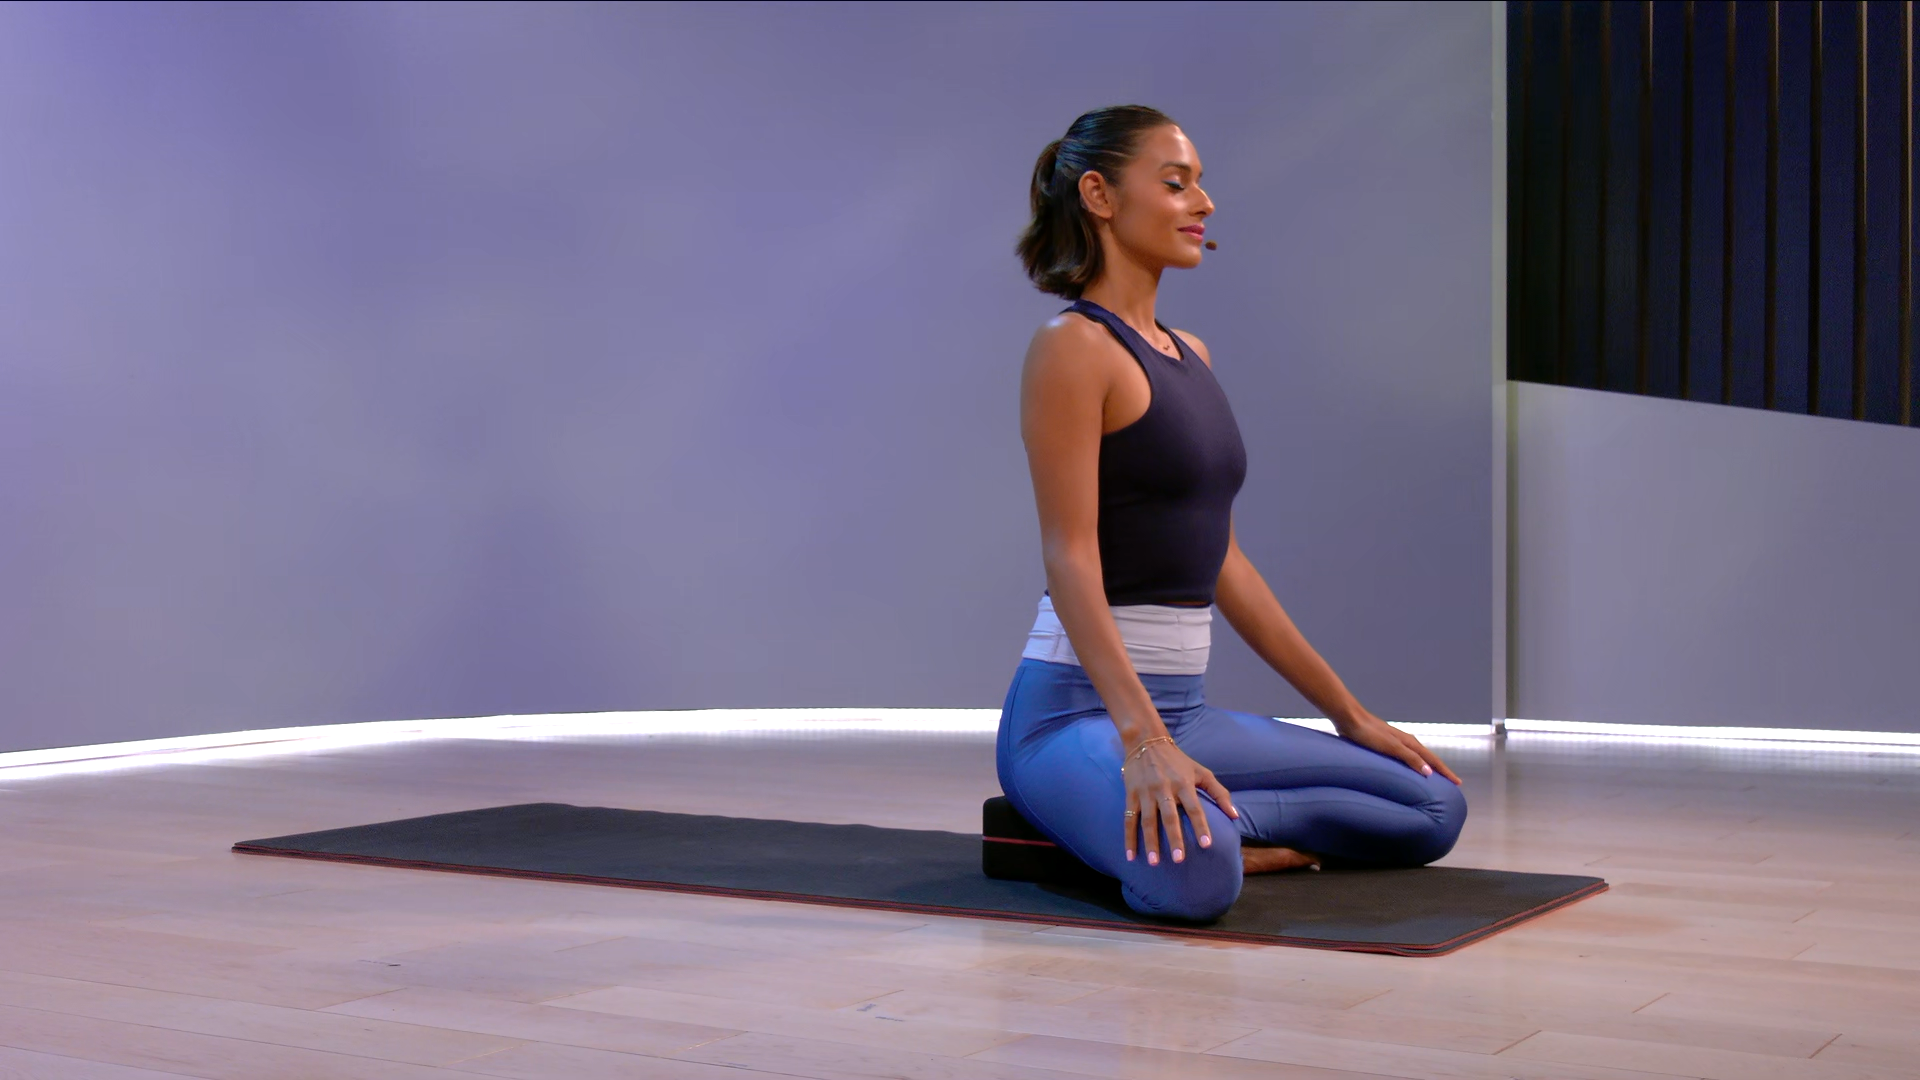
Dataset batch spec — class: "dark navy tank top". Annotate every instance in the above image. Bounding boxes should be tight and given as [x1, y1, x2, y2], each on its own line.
[1067, 298, 1248, 607]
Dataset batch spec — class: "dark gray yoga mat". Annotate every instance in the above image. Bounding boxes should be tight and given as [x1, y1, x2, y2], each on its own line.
[233, 802, 1605, 955]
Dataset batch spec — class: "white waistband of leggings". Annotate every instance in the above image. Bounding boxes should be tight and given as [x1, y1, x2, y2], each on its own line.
[1021, 594, 1211, 676]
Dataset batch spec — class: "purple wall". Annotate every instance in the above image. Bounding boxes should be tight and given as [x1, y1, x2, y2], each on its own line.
[0, 1, 1496, 752]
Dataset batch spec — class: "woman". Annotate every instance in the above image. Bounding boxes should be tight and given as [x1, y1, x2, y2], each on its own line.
[999, 105, 1466, 923]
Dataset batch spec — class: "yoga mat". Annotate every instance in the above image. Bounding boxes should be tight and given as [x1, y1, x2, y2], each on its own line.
[233, 803, 1605, 956]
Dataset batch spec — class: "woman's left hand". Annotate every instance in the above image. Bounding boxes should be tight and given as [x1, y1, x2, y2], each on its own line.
[1335, 710, 1462, 785]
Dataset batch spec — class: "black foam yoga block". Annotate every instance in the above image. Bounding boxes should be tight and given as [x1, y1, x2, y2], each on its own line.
[981, 795, 1108, 886]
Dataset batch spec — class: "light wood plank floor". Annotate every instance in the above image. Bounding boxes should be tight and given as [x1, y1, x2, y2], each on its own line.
[2, 726, 1918, 1079]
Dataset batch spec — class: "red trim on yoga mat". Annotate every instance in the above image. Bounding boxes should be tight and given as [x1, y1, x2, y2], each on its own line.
[230, 842, 1609, 956]
[981, 835, 1056, 847]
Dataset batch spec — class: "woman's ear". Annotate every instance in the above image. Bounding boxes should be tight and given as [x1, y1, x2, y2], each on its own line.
[1077, 170, 1115, 222]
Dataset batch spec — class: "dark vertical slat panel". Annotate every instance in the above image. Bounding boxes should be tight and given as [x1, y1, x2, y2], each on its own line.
[1812, 0, 1865, 419]
[1636, 0, 1655, 393]
[1733, 3, 1774, 409]
[1904, 0, 1915, 425]
[1809, 0, 1825, 416]
[1860, 0, 1902, 424]
[1681, 0, 1696, 399]
[1556, 0, 1575, 385]
[1723, 0, 1737, 404]
[1599, 0, 1614, 389]
[1766, 0, 1780, 409]
[1508, 0, 1911, 423]
[1516, 1, 1535, 381]
[1648, 1, 1688, 400]
[1853, 0, 1869, 419]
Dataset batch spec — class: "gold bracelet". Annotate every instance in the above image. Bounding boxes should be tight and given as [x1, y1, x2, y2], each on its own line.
[1121, 735, 1175, 773]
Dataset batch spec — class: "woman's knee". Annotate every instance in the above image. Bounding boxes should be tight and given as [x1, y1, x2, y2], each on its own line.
[1122, 848, 1241, 922]
[1411, 778, 1469, 864]
[1119, 813, 1243, 922]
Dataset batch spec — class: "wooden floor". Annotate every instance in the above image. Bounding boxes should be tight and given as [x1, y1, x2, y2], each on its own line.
[2, 725, 1918, 1079]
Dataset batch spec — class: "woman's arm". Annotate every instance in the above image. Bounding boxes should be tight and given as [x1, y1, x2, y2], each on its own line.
[1214, 532, 1462, 784]
[1021, 317, 1239, 865]
[1020, 318, 1160, 747]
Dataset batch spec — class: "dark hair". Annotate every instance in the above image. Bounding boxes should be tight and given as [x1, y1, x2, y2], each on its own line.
[1017, 105, 1177, 299]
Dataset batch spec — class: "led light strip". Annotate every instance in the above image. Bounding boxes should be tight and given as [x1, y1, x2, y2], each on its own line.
[0, 711, 1489, 778]
[2, 712, 1913, 781]
[1504, 718, 1920, 748]
[0, 710, 1000, 772]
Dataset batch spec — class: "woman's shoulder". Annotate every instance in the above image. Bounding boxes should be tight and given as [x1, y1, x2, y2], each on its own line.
[1025, 308, 1120, 365]
[1030, 307, 1110, 346]
[1021, 310, 1138, 410]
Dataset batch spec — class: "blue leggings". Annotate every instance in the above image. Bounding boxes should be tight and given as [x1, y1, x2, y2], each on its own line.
[996, 658, 1467, 922]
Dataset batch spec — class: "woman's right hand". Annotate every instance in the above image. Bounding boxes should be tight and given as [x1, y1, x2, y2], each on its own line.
[1122, 738, 1238, 866]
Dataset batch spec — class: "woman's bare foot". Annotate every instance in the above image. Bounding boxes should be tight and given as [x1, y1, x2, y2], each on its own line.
[1242, 846, 1321, 874]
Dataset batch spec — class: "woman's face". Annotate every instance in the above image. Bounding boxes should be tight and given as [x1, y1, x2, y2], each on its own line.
[1080, 124, 1215, 271]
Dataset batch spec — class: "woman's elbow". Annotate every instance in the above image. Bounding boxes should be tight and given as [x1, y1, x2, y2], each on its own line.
[1039, 542, 1099, 584]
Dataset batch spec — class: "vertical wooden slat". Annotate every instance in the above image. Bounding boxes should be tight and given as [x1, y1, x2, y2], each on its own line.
[1636, 0, 1655, 393]
[1517, 1, 1535, 381]
[1681, 0, 1696, 399]
[1766, 0, 1780, 409]
[1723, 0, 1737, 404]
[1902, 0, 1914, 425]
[1600, 0, 1615, 388]
[1853, 0, 1869, 419]
[1809, 0, 1825, 415]
[1557, 0, 1575, 385]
